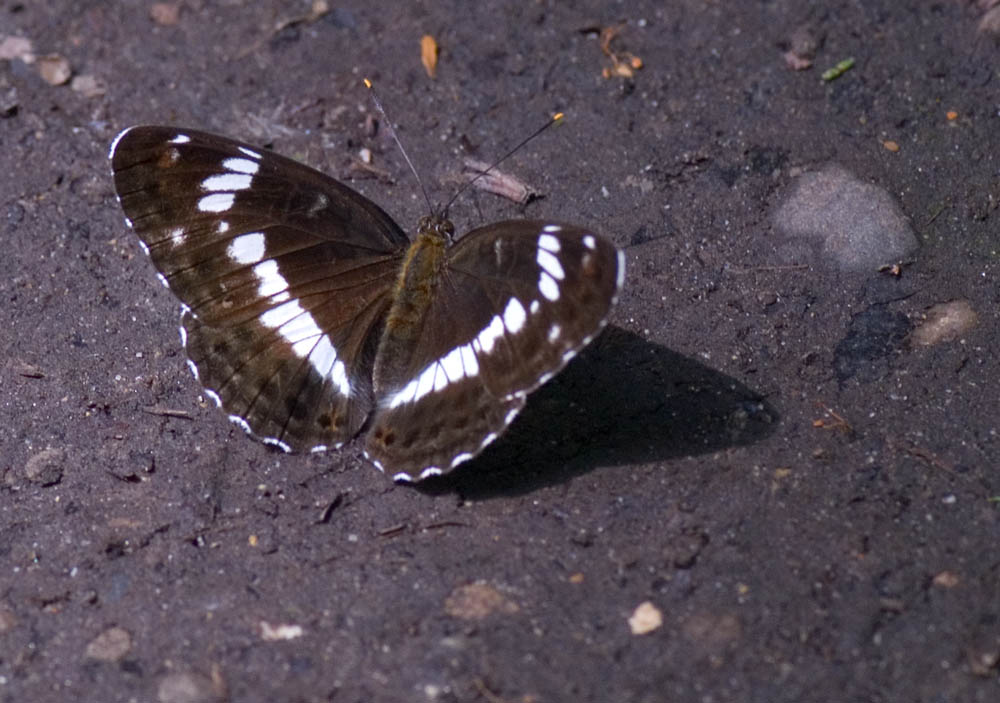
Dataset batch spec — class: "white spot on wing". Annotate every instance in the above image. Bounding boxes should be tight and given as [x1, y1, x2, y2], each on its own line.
[583, 234, 597, 250]
[227, 232, 266, 265]
[451, 452, 474, 468]
[542, 224, 562, 234]
[137, 239, 150, 256]
[253, 260, 287, 299]
[477, 315, 506, 353]
[504, 407, 519, 426]
[169, 227, 185, 247]
[538, 271, 560, 301]
[222, 157, 260, 175]
[330, 360, 350, 397]
[198, 193, 235, 213]
[537, 248, 565, 281]
[616, 249, 626, 290]
[238, 145, 262, 160]
[186, 359, 199, 380]
[229, 414, 252, 433]
[305, 335, 338, 382]
[363, 450, 386, 474]
[548, 324, 561, 342]
[217, 221, 230, 234]
[441, 347, 465, 383]
[418, 467, 443, 480]
[256, 292, 350, 396]
[459, 344, 479, 377]
[201, 173, 253, 192]
[538, 232, 561, 252]
[503, 297, 527, 334]
[168, 134, 191, 145]
[262, 437, 292, 453]
[432, 362, 450, 392]
[388, 378, 419, 409]
[414, 363, 436, 402]
[205, 389, 222, 408]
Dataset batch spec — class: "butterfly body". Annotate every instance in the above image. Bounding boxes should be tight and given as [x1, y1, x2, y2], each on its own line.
[110, 125, 623, 482]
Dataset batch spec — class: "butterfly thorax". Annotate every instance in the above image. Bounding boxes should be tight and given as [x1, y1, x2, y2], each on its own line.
[372, 214, 455, 393]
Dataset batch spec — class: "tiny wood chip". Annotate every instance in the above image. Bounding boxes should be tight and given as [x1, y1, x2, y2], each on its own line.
[462, 158, 536, 204]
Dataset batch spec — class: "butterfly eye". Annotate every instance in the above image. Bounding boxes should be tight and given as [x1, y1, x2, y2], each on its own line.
[111, 125, 623, 482]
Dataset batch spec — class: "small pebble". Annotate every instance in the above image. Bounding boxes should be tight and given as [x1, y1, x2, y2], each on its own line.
[628, 601, 663, 635]
[84, 626, 132, 662]
[909, 300, 978, 346]
[24, 447, 65, 486]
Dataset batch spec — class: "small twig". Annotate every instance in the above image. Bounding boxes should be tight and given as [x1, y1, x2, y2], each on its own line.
[423, 520, 470, 531]
[812, 404, 853, 435]
[378, 523, 407, 537]
[141, 406, 194, 419]
[888, 437, 958, 476]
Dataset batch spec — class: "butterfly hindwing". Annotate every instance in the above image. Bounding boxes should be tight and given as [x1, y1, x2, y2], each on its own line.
[111, 126, 409, 449]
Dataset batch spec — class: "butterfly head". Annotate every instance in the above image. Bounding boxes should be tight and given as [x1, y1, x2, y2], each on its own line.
[417, 214, 455, 244]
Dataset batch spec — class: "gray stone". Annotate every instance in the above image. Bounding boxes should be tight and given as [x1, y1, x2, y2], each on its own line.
[773, 165, 918, 271]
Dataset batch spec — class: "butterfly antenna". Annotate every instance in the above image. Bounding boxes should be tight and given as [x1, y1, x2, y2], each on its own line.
[443, 111, 565, 217]
[363, 78, 435, 215]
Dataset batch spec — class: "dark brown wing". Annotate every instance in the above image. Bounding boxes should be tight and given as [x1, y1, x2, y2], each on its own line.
[111, 125, 408, 450]
[364, 220, 623, 481]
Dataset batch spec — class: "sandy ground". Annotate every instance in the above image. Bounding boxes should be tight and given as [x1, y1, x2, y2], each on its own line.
[2, 1, 999, 701]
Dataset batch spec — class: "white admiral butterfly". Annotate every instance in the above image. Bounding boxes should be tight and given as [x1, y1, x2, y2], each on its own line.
[109, 124, 624, 482]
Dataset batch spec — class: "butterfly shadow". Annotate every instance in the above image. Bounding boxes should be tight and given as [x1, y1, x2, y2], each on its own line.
[416, 326, 780, 500]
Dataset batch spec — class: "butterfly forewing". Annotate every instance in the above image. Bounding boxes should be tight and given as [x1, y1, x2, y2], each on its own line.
[363, 220, 623, 481]
[111, 126, 409, 450]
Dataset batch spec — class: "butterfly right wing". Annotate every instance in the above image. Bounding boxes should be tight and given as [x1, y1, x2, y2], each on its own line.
[364, 220, 623, 481]
[110, 126, 409, 451]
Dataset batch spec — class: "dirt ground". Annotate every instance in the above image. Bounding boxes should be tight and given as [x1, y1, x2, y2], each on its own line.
[2, 1, 999, 701]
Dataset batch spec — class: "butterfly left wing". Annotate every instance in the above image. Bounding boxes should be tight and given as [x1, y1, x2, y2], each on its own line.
[110, 126, 410, 451]
[363, 220, 624, 481]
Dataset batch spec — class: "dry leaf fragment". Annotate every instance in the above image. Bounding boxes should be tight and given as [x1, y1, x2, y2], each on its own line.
[598, 25, 642, 79]
[783, 51, 812, 71]
[462, 158, 536, 204]
[445, 582, 519, 620]
[932, 571, 960, 588]
[37, 54, 71, 85]
[421, 34, 439, 78]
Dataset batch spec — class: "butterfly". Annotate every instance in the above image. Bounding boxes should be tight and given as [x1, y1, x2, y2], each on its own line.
[109, 124, 623, 482]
